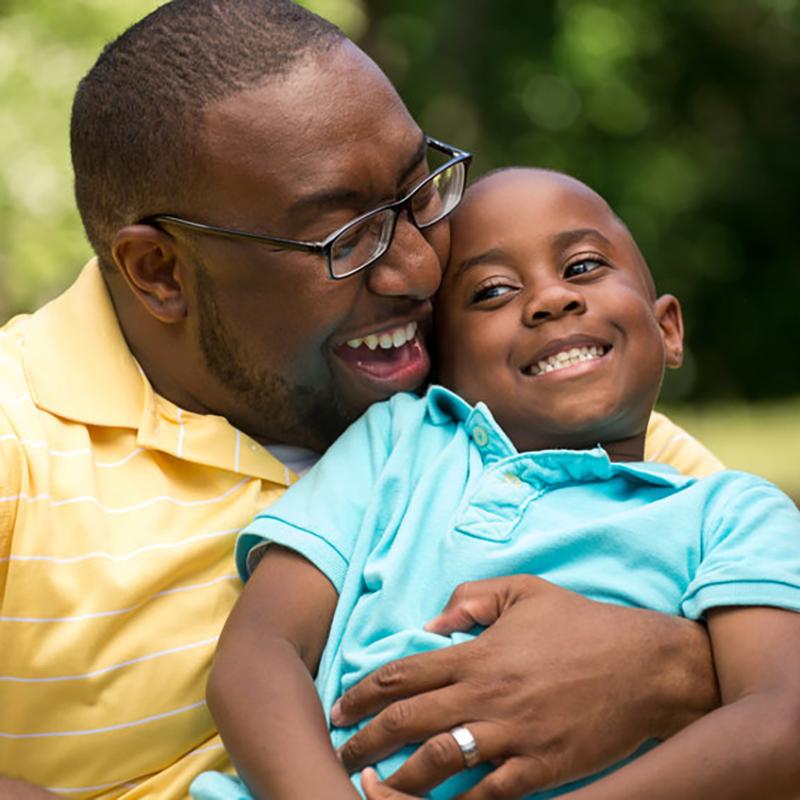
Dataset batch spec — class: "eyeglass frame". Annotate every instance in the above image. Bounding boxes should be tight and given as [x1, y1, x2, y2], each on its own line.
[139, 135, 472, 280]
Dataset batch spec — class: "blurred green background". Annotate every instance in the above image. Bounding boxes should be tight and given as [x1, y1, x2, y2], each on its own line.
[0, 0, 797, 497]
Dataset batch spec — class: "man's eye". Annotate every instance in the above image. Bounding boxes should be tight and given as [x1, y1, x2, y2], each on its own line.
[410, 183, 439, 213]
[564, 258, 605, 278]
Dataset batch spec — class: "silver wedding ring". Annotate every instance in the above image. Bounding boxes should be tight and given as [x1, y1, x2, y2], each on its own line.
[450, 724, 481, 768]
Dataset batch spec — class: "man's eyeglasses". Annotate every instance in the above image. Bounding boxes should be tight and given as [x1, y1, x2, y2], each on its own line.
[141, 136, 472, 280]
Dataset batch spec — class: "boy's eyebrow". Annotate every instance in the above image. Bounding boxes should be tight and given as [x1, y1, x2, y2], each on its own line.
[452, 247, 509, 278]
[551, 228, 613, 250]
[451, 229, 614, 278]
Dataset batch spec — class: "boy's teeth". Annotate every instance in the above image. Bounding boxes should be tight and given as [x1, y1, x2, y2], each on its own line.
[346, 321, 417, 351]
[529, 345, 605, 376]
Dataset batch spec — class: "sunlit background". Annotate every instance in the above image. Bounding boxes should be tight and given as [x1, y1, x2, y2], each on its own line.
[0, 0, 797, 498]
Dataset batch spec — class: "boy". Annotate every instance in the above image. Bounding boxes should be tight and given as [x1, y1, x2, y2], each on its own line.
[193, 168, 800, 799]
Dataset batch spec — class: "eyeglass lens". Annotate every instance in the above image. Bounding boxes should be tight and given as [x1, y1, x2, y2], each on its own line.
[329, 160, 466, 278]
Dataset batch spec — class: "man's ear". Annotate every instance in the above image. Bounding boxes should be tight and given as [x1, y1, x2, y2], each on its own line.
[654, 294, 684, 369]
[111, 225, 187, 324]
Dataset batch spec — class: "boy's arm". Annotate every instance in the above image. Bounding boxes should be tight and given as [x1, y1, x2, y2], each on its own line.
[562, 605, 800, 799]
[207, 545, 360, 800]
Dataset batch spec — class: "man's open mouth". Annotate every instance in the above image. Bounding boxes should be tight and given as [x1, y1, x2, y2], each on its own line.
[344, 321, 418, 352]
[335, 321, 429, 384]
[522, 344, 611, 376]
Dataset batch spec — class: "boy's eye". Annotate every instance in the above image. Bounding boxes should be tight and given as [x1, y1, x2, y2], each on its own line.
[471, 282, 516, 303]
[564, 258, 605, 278]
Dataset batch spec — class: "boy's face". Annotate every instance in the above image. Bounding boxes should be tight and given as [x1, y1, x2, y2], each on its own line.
[436, 168, 683, 458]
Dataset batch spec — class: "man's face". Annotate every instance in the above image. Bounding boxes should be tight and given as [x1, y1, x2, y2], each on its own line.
[436, 169, 683, 456]
[174, 43, 448, 450]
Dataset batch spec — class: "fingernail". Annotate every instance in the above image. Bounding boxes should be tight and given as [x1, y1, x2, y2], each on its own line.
[331, 699, 342, 725]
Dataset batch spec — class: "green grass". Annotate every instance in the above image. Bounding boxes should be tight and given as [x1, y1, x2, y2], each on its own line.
[660, 396, 800, 503]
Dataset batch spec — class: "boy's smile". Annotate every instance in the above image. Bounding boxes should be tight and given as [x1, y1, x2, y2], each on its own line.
[521, 336, 610, 377]
[436, 168, 684, 459]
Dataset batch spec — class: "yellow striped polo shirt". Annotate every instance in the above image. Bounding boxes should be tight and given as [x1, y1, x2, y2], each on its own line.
[0, 261, 723, 799]
[0, 261, 293, 798]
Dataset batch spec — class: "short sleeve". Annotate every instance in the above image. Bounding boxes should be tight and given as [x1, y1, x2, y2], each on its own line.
[236, 398, 398, 591]
[645, 411, 724, 478]
[681, 474, 800, 618]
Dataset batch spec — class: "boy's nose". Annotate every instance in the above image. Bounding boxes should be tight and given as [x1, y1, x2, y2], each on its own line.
[523, 283, 586, 325]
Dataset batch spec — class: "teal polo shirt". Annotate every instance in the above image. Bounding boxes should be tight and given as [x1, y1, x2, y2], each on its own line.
[212, 387, 800, 799]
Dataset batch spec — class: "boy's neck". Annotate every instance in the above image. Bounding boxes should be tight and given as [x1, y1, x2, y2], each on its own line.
[510, 431, 647, 463]
[601, 432, 647, 463]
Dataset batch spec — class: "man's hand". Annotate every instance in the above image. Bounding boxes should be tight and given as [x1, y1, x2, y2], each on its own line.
[333, 576, 718, 799]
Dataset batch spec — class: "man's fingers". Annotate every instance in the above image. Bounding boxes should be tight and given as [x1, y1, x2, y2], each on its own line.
[338, 684, 468, 771]
[361, 767, 422, 800]
[332, 647, 458, 727]
[384, 723, 501, 796]
[457, 757, 552, 800]
[425, 576, 538, 635]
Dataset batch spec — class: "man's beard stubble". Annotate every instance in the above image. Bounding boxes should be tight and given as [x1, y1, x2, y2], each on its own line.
[194, 264, 355, 452]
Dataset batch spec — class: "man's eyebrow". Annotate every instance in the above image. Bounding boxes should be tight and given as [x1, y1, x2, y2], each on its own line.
[551, 228, 613, 250]
[396, 135, 429, 187]
[287, 135, 428, 217]
[452, 247, 509, 278]
[287, 187, 365, 216]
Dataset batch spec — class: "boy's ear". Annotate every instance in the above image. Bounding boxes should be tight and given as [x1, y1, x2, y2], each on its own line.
[654, 294, 684, 369]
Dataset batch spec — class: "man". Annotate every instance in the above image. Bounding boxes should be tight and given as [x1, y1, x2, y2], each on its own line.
[0, 2, 721, 798]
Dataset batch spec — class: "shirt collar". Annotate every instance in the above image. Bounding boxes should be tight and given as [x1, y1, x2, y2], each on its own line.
[24, 260, 144, 428]
[424, 384, 695, 490]
[22, 260, 291, 486]
[425, 384, 518, 461]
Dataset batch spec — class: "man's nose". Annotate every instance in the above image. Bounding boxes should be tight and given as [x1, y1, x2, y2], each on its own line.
[523, 281, 586, 325]
[365, 213, 443, 301]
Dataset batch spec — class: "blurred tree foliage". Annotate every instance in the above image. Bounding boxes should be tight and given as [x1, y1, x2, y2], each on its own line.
[1, 0, 798, 403]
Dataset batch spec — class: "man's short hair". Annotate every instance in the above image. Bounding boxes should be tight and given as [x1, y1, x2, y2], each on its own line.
[70, 0, 344, 270]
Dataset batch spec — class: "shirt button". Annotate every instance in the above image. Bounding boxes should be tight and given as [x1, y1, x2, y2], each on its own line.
[472, 425, 489, 446]
[504, 471, 523, 487]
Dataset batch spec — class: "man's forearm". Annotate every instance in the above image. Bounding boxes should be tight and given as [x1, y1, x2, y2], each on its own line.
[643, 613, 719, 740]
[0, 777, 59, 798]
[572, 606, 798, 800]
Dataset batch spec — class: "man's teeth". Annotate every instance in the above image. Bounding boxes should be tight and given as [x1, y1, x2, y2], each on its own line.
[528, 345, 606, 375]
[346, 322, 417, 351]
